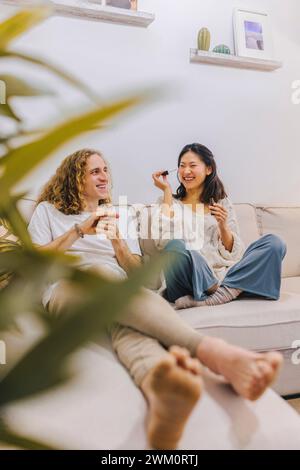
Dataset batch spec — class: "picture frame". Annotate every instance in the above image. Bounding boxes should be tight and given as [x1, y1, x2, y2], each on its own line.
[233, 8, 274, 59]
[102, 0, 138, 10]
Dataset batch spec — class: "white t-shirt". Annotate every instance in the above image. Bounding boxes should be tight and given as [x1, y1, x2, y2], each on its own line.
[28, 201, 142, 307]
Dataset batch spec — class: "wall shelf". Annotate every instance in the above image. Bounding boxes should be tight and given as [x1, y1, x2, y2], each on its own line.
[190, 48, 282, 72]
[1, 0, 155, 27]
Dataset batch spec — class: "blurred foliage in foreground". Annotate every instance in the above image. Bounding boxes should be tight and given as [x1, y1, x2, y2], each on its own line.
[0, 6, 164, 449]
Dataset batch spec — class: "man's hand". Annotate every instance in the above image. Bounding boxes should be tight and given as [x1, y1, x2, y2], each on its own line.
[79, 209, 118, 236]
[96, 215, 120, 240]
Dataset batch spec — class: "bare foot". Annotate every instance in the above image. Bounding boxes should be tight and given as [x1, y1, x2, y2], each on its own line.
[197, 337, 283, 401]
[206, 283, 219, 295]
[141, 346, 203, 450]
[174, 295, 198, 310]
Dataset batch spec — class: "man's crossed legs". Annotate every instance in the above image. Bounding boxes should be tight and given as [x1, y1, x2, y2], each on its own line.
[49, 283, 282, 450]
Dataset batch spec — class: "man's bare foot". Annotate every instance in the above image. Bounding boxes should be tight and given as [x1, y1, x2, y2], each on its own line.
[197, 337, 283, 401]
[141, 346, 203, 450]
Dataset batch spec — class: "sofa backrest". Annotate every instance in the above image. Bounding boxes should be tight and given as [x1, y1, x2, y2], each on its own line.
[18, 198, 37, 222]
[233, 204, 260, 247]
[18, 199, 300, 279]
[255, 205, 300, 278]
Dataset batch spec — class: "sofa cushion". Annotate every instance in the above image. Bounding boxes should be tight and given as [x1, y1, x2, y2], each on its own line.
[17, 198, 36, 223]
[178, 292, 300, 351]
[256, 205, 300, 278]
[281, 277, 300, 295]
[234, 204, 260, 248]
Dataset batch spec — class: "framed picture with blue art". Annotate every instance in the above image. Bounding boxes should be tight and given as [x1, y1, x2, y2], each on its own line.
[233, 9, 274, 59]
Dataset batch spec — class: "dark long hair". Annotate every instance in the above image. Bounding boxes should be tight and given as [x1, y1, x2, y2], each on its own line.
[174, 143, 227, 204]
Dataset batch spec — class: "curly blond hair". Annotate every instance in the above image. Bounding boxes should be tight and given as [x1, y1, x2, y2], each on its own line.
[37, 149, 112, 215]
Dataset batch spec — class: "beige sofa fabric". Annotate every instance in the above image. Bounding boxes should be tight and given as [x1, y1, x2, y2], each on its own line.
[256, 206, 300, 278]
[281, 277, 300, 295]
[234, 204, 260, 247]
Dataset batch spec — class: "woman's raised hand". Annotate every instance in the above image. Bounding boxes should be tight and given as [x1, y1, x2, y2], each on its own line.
[152, 171, 172, 192]
[209, 202, 228, 229]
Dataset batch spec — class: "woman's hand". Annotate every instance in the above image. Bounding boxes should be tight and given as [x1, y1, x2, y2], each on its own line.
[152, 171, 172, 192]
[209, 202, 228, 230]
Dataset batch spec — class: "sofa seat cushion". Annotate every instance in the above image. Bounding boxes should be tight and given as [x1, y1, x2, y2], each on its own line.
[178, 292, 300, 352]
[4, 338, 300, 450]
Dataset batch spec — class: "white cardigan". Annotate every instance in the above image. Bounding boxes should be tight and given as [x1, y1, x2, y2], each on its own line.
[152, 196, 245, 282]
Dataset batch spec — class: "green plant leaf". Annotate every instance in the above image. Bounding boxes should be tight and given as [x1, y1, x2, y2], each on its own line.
[0, 92, 146, 192]
[0, 102, 21, 121]
[0, 50, 101, 103]
[0, 242, 81, 331]
[0, 8, 51, 50]
[0, 253, 169, 405]
[0, 193, 32, 247]
[0, 74, 55, 98]
[0, 419, 55, 450]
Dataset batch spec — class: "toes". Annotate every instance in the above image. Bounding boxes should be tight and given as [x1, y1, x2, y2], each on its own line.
[169, 346, 190, 360]
[169, 346, 190, 367]
[152, 356, 176, 381]
[186, 357, 203, 376]
[169, 347, 202, 376]
[246, 362, 276, 401]
[257, 361, 274, 384]
[174, 296, 195, 310]
[265, 352, 283, 371]
[255, 361, 274, 392]
[245, 372, 267, 401]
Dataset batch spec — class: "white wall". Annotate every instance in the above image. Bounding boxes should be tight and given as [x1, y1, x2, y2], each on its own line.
[2, 0, 300, 204]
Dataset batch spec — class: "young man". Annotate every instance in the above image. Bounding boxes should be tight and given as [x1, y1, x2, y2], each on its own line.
[28, 148, 282, 450]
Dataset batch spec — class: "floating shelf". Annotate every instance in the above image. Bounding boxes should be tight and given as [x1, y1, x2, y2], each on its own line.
[1, 0, 155, 27]
[190, 48, 282, 72]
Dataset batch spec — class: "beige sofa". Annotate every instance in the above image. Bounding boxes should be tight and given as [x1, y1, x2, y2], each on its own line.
[3, 199, 299, 450]
[169, 203, 300, 398]
[180, 203, 300, 397]
[19, 199, 300, 397]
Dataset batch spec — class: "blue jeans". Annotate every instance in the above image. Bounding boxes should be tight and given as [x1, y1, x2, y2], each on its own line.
[163, 234, 287, 303]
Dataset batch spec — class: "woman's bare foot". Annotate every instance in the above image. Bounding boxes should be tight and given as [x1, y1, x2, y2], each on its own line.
[141, 346, 203, 450]
[197, 337, 283, 401]
[174, 295, 198, 310]
[206, 282, 219, 295]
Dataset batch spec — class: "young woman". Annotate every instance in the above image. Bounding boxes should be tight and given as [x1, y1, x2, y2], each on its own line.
[152, 143, 287, 310]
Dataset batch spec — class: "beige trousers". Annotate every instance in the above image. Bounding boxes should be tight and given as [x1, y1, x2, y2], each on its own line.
[48, 281, 203, 387]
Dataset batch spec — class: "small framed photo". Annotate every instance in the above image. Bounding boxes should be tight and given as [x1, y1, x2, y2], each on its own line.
[233, 8, 274, 59]
[104, 0, 138, 10]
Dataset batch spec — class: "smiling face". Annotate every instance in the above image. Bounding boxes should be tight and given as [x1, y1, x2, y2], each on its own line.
[178, 151, 212, 192]
[83, 153, 110, 202]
